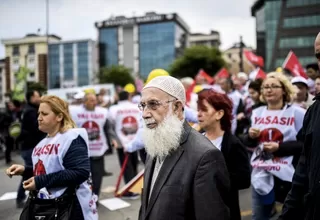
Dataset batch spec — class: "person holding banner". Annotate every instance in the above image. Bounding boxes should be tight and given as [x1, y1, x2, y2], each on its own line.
[6, 95, 97, 220]
[69, 92, 119, 202]
[243, 72, 305, 220]
[109, 91, 141, 199]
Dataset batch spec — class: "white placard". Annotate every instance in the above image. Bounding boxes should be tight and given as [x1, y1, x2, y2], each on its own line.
[99, 198, 131, 211]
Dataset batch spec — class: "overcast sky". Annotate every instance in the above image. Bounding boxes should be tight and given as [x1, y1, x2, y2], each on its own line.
[0, 0, 256, 58]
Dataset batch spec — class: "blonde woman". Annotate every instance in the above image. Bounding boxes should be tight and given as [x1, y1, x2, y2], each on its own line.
[6, 95, 98, 220]
[244, 72, 305, 220]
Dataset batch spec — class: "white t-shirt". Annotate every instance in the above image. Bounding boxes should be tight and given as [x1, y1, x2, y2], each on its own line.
[69, 105, 109, 157]
[203, 133, 223, 151]
[228, 90, 243, 134]
[250, 104, 305, 195]
[109, 100, 141, 147]
[210, 136, 223, 151]
[32, 128, 98, 220]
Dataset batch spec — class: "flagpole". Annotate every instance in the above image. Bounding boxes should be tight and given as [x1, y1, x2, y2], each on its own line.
[46, 0, 49, 88]
[239, 36, 244, 72]
[282, 50, 292, 69]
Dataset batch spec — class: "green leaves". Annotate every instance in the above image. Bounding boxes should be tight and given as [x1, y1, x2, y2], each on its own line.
[98, 65, 134, 87]
[169, 45, 226, 78]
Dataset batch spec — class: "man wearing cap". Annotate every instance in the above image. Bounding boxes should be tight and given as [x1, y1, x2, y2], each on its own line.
[139, 76, 230, 220]
[291, 76, 315, 109]
[278, 32, 320, 220]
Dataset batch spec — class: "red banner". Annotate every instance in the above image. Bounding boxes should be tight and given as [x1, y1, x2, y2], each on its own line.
[244, 50, 264, 68]
[282, 51, 308, 79]
[249, 68, 266, 80]
[215, 68, 230, 78]
[195, 69, 214, 84]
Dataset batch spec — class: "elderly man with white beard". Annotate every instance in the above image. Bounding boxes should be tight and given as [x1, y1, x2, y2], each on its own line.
[138, 76, 230, 220]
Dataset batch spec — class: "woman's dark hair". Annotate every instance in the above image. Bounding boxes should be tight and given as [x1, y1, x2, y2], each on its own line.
[248, 78, 263, 92]
[197, 89, 233, 132]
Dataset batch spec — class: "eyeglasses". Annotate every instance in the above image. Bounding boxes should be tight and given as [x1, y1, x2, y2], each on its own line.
[138, 99, 177, 111]
[261, 85, 282, 91]
[315, 52, 320, 60]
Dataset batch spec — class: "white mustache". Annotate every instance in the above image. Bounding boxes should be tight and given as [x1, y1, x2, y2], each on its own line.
[144, 119, 156, 124]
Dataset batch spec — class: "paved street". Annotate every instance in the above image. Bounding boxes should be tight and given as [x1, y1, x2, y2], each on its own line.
[0, 152, 280, 220]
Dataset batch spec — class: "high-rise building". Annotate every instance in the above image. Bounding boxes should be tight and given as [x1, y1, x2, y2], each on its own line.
[48, 39, 98, 89]
[189, 30, 221, 48]
[1, 34, 61, 91]
[95, 12, 189, 79]
[0, 58, 5, 108]
[251, 0, 320, 71]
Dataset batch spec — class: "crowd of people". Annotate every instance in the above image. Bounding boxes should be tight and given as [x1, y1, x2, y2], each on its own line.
[1, 32, 320, 220]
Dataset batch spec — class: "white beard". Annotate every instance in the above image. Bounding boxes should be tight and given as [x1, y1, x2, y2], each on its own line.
[142, 113, 184, 158]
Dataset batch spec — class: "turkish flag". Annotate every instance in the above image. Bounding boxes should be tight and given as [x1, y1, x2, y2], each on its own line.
[215, 68, 230, 78]
[195, 69, 214, 84]
[282, 51, 308, 79]
[249, 67, 266, 80]
[244, 50, 264, 68]
[256, 68, 266, 79]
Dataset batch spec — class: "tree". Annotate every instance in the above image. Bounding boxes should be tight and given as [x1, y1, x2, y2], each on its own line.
[98, 65, 134, 87]
[169, 45, 226, 78]
[27, 82, 47, 95]
[12, 67, 29, 102]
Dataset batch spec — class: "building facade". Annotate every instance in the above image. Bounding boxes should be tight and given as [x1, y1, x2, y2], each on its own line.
[0, 59, 5, 108]
[251, 0, 320, 72]
[95, 12, 189, 79]
[189, 30, 221, 48]
[1, 34, 61, 91]
[48, 39, 98, 89]
[223, 42, 256, 75]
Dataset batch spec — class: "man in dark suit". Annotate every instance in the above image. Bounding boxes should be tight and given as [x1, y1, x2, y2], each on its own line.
[138, 76, 230, 220]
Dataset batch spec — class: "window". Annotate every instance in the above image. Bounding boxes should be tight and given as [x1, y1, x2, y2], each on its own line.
[63, 43, 74, 81]
[283, 15, 320, 28]
[139, 22, 176, 79]
[264, 1, 281, 70]
[28, 44, 35, 54]
[29, 57, 35, 64]
[99, 28, 118, 67]
[77, 42, 89, 86]
[287, 0, 320, 7]
[280, 36, 315, 48]
[13, 58, 19, 65]
[29, 72, 35, 77]
[256, 6, 265, 32]
[12, 46, 19, 56]
[48, 44, 61, 89]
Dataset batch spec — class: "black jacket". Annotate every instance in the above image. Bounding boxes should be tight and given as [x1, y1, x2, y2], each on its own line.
[221, 132, 251, 220]
[139, 122, 230, 220]
[279, 95, 320, 220]
[20, 103, 46, 151]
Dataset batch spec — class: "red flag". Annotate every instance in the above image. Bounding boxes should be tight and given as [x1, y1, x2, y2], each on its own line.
[282, 51, 308, 79]
[244, 50, 264, 68]
[249, 67, 266, 80]
[215, 68, 230, 78]
[186, 80, 196, 104]
[256, 68, 266, 79]
[195, 69, 214, 84]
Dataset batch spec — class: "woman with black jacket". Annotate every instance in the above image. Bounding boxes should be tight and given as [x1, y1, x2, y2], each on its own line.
[197, 89, 251, 220]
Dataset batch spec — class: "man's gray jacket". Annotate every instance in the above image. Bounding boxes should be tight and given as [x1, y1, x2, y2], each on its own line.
[139, 121, 230, 220]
